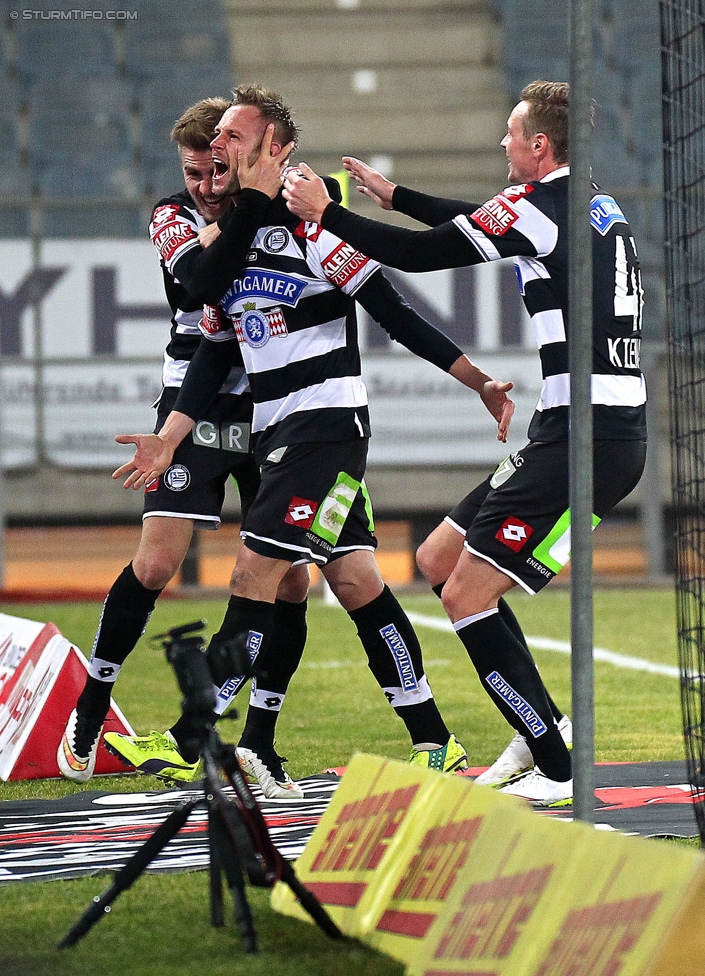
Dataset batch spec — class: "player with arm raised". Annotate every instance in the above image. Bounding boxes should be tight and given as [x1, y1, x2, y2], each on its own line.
[58, 97, 310, 799]
[283, 81, 647, 806]
[116, 84, 515, 776]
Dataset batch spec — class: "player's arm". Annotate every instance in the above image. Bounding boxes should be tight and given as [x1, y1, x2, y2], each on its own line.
[284, 164, 482, 271]
[284, 164, 546, 273]
[113, 307, 240, 489]
[355, 271, 514, 442]
[342, 156, 475, 226]
[166, 189, 272, 304]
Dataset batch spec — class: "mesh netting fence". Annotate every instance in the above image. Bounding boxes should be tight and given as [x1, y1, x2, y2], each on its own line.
[661, 0, 705, 843]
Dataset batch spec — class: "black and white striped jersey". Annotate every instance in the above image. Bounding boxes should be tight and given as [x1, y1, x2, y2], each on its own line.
[149, 190, 248, 397]
[173, 189, 468, 449]
[321, 167, 647, 442]
[195, 198, 378, 450]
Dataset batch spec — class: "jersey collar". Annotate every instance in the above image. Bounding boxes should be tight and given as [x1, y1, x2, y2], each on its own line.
[540, 166, 570, 183]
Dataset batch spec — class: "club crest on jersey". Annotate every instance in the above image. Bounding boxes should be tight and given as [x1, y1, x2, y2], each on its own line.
[234, 303, 288, 346]
[496, 516, 534, 552]
[241, 305, 271, 348]
[471, 195, 520, 236]
[590, 194, 628, 235]
[229, 269, 306, 306]
[263, 227, 289, 252]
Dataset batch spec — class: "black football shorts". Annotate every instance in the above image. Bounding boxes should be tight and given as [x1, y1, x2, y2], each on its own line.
[241, 438, 377, 565]
[142, 389, 260, 529]
[445, 439, 647, 594]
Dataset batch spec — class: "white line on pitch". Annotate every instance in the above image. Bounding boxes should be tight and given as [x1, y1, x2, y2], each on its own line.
[404, 612, 680, 679]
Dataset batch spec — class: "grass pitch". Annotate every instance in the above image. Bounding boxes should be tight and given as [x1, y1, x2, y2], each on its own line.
[0, 587, 685, 975]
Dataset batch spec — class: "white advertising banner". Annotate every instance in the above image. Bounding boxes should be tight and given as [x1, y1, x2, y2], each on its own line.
[0, 239, 538, 469]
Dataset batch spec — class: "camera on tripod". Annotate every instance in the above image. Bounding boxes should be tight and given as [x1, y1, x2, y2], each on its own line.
[60, 618, 343, 955]
[151, 620, 256, 754]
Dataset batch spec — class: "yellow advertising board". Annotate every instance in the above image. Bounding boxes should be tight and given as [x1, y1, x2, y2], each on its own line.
[272, 754, 705, 976]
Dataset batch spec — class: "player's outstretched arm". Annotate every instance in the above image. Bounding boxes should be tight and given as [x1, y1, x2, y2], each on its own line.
[342, 156, 396, 210]
[113, 412, 194, 490]
[452, 363, 515, 443]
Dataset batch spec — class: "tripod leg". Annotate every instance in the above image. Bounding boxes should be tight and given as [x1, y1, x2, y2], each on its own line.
[279, 861, 344, 941]
[209, 802, 258, 954]
[59, 798, 200, 949]
[208, 806, 225, 927]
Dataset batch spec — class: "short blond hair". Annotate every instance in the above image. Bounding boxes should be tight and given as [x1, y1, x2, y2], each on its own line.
[520, 80, 570, 165]
[170, 97, 231, 151]
[231, 83, 300, 148]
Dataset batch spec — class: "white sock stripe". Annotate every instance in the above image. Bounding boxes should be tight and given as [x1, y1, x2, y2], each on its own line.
[452, 608, 500, 632]
[87, 658, 121, 682]
[249, 687, 286, 711]
[382, 673, 434, 707]
[213, 675, 251, 715]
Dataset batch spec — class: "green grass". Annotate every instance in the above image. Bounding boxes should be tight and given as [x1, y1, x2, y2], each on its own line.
[0, 588, 688, 974]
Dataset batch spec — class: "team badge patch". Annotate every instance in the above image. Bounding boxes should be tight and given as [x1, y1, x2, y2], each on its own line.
[471, 195, 520, 236]
[496, 517, 534, 552]
[241, 307, 271, 348]
[285, 497, 319, 529]
[163, 464, 191, 492]
[263, 227, 289, 252]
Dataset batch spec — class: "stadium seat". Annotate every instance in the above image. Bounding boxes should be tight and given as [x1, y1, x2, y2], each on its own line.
[15, 20, 118, 81]
[0, 204, 29, 238]
[41, 202, 145, 239]
[37, 154, 145, 200]
[138, 67, 234, 161]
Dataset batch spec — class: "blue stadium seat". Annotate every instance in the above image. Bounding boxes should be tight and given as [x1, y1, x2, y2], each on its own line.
[0, 205, 30, 237]
[138, 67, 233, 161]
[37, 154, 145, 200]
[28, 78, 136, 163]
[147, 157, 186, 199]
[15, 20, 118, 81]
[41, 202, 145, 239]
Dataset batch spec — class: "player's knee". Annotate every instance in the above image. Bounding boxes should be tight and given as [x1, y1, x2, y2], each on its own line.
[132, 553, 180, 591]
[277, 565, 310, 603]
[415, 536, 440, 584]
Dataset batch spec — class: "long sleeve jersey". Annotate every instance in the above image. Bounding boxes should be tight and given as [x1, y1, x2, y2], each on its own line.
[320, 168, 647, 443]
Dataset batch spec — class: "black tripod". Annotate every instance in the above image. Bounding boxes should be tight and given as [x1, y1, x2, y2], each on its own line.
[59, 623, 343, 954]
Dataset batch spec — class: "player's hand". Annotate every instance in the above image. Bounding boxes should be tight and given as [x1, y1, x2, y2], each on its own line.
[198, 223, 221, 248]
[283, 162, 332, 223]
[112, 433, 175, 490]
[342, 156, 396, 210]
[481, 380, 515, 443]
[237, 124, 296, 199]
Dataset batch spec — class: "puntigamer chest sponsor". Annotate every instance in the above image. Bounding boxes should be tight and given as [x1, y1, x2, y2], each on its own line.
[223, 270, 307, 309]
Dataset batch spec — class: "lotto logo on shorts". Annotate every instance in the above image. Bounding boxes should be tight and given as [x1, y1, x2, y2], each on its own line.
[496, 517, 534, 552]
[285, 496, 319, 529]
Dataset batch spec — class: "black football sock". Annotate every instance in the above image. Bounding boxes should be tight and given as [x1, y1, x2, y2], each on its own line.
[170, 594, 276, 761]
[239, 597, 308, 751]
[206, 594, 276, 686]
[497, 597, 564, 724]
[433, 582, 564, 725]
[454, 609, 571, 781]
[77, 562, 162, 724]
[348, 585, 449, 746]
